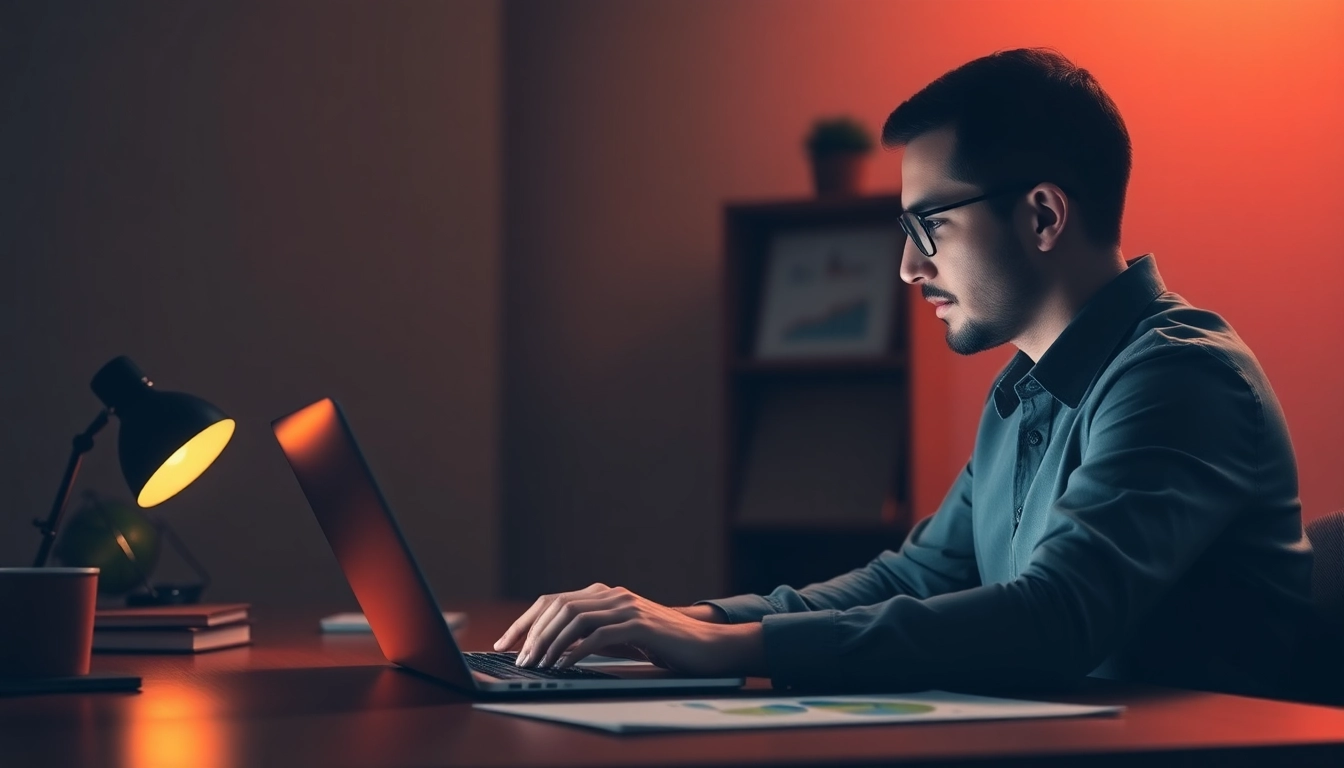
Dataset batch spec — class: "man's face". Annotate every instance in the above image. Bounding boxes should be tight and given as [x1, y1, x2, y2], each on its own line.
[900, 127, 1043, 356]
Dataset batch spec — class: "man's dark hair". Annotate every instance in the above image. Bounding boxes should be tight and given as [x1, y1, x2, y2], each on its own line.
[883, 48, 1131, 247]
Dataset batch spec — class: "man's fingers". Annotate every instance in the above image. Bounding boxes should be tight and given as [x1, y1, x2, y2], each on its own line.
[537, 608, 638, 667]
[518, 586, 615, 664]
[494, 595, 549, 650]
[522, 595, 629, 666]
[556, 621, 641, 668]
[496, 584, 610, 651]
[493, 595, 553, 651]
[524, 594, 623, 667]
[520, 593, 577, 662]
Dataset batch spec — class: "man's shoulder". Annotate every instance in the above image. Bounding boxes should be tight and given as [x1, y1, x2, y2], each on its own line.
[1093, 290, 1275, 409]
[1114, 291, 1260, 376]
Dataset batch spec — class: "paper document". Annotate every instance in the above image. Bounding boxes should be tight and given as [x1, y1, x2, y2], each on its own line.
[475, 691, 1122, 733]
[319, 611, 468, 633]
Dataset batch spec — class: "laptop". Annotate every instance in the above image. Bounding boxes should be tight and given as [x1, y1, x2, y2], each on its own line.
[272, 397, 745, 696]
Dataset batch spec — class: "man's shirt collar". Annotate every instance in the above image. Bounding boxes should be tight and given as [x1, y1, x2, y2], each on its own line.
[992, 254, 1166, 419]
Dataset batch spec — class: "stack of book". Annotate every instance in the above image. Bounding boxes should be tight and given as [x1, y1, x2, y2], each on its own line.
[93, 603, 251, 653]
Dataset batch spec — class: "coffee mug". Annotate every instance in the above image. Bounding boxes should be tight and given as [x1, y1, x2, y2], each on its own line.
[0, 567, 99, 679]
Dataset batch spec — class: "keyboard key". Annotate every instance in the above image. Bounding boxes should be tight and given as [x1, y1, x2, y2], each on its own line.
[464, 652, 617, 680]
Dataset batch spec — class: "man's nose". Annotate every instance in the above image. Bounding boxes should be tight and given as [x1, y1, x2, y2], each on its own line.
[899, 238, 935, 284]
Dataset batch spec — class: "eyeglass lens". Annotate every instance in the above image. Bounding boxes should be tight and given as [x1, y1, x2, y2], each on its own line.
[899, 212, 934, 257]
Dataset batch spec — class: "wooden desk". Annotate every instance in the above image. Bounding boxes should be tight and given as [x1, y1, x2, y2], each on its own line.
[2, 602, 1342, 767]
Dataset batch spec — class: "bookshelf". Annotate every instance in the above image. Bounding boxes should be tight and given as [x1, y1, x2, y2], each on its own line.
[722, 194, 912, 595]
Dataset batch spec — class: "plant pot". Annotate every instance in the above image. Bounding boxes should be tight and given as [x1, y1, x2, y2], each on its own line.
[810, 152, 870, 198]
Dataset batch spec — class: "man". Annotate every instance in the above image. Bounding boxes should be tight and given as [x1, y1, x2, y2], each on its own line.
[494, 48, 1315, 698]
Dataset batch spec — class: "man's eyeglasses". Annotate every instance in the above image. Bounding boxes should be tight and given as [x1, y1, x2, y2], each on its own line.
[899, 184, 1039, 258]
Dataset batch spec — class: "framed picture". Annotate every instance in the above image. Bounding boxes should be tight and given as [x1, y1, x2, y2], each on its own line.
[754, 227, 901, 360]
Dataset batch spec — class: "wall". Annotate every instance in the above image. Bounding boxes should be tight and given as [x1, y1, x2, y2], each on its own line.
[3, 1, 1339, 611]
[503, 0, 1344, 603]
[0, 1, 502, 609]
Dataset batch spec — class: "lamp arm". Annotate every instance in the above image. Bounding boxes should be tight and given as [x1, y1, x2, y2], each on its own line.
[32, 410, 111, 568]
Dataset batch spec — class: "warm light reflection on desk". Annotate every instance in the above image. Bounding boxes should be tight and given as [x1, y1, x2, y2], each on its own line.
[124, 682, 234, 768]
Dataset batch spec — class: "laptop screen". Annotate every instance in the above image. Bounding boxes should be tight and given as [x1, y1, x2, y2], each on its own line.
[272, 398, 474, 687]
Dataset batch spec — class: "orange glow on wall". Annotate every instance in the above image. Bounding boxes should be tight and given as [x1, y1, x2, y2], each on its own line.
[504, 0, 1344, 600]
[850, 0, 1344, 523]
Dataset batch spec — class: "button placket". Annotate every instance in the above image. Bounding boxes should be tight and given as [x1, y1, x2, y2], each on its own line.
[1011, 391, 1050, 540]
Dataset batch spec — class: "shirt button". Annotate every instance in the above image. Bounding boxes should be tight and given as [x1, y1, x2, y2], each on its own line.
[1026, 430, 1043, 446]
[1014, 506, 1023, 523]
[1025, 379, 1040, 392]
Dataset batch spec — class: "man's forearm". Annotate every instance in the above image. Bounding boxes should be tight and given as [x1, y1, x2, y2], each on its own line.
[718, 622, 767, 677]
[675, 604, 729, 623]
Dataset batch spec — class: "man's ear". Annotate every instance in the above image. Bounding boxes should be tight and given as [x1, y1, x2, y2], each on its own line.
[1027, 184, 1068, 252]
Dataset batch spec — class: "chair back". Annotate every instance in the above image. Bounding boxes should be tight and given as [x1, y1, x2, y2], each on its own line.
[1306, 510, 1344, 634]
[1298, 509, 1344, 703]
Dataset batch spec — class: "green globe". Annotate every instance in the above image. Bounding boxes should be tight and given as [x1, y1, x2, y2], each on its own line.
[54, 495, 161, 595]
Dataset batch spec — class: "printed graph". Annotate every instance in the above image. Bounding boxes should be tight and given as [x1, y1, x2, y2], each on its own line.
[681, 700, 936, 717]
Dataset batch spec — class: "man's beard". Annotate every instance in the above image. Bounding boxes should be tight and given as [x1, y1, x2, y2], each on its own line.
[944, 238, 1042, 356]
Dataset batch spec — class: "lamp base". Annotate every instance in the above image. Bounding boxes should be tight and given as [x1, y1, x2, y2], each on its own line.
[124, 583, 204, 606]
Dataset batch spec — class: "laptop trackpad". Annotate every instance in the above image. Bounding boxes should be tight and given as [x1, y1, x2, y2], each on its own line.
[582, 663, 681, 680]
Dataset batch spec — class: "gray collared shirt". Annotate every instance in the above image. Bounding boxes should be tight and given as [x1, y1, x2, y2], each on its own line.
[704, 255, 1314, 697]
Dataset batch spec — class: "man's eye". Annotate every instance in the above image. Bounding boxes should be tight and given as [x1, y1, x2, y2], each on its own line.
[925, 219, 944, 232]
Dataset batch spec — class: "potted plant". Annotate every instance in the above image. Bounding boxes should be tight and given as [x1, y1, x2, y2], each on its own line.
[805, 116, 875, 198]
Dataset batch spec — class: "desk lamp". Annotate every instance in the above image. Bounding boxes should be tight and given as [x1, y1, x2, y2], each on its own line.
[31, 356, 235, 569]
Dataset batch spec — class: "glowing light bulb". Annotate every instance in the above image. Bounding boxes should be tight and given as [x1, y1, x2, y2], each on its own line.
[165, 445, 188, 466]
[137, 419, 235, 507]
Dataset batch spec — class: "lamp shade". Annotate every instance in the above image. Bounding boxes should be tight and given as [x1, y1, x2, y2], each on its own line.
[90, 357, 235, 508]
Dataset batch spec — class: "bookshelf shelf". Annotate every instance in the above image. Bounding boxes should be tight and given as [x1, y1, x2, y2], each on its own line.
[722, 194, 913, 594]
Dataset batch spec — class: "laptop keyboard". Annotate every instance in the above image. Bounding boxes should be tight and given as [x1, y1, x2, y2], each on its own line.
[464, 652, 619, 680]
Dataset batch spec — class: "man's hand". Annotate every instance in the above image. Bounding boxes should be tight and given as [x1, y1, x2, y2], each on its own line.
[493, 583, 763, 677]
